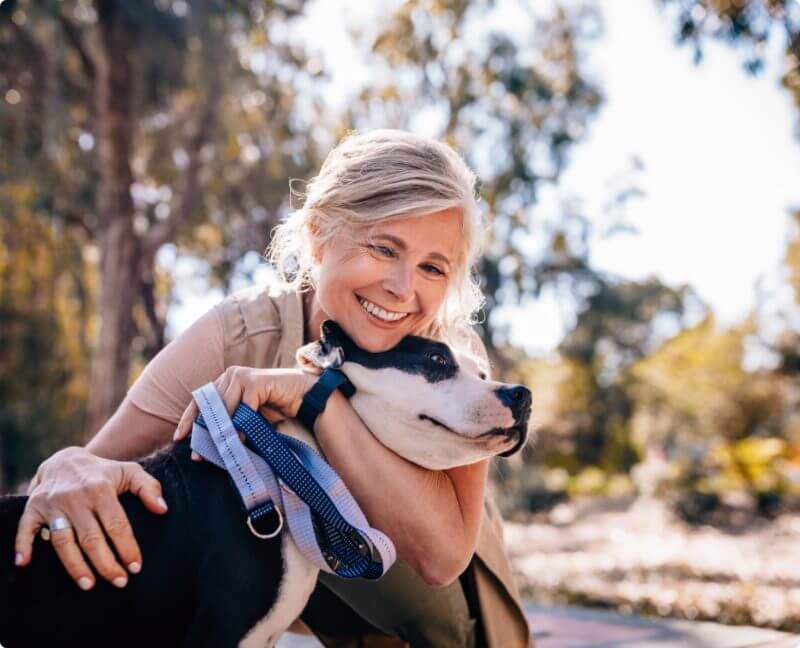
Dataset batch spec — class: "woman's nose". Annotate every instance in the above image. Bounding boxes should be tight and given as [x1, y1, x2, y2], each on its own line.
[383, 264, 415, 301]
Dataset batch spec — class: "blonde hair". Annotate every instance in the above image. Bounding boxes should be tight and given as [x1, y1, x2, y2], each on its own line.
[266, 129, 487, 341]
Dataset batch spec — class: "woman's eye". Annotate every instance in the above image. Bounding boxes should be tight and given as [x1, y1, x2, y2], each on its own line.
[422, 264, 445, 276]
[369, 244, 396, 258]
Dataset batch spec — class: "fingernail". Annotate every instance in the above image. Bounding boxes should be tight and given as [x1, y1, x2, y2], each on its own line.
[157, 496, 168, 511]
[113, 576, 128, 588]
[78, 577, 93, 591]
[191, 451, 200, 461]
[14, 552, 23, 566]
[128, 561, 141, 574]
[173, 428, 181, 441]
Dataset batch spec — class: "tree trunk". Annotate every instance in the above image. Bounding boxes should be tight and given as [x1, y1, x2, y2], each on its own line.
[85, 0, 140, 438]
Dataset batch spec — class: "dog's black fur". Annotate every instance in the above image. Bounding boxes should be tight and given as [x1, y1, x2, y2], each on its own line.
[0, 439, 284, 648]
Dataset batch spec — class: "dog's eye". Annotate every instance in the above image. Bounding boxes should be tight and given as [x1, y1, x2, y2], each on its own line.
[429, 353, 448, 366]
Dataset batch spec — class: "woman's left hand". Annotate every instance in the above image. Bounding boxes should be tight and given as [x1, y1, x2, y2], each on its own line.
[173, 366, 317, 445]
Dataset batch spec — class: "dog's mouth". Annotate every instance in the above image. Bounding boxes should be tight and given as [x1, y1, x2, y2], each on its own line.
[478, 425, 528, 456]
[419, 415, 527, 455]
[499, 426, 527, 456]
[418, 413, 455, 433]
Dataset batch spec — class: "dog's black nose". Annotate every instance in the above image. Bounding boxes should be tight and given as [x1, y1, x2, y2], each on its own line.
[495, 384, 532, 423]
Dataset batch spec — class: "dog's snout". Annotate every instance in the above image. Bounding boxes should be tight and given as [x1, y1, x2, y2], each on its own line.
[495, 384, 532, 421]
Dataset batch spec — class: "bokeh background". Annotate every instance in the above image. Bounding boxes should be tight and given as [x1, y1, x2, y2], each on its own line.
[2, 0, 800, 637]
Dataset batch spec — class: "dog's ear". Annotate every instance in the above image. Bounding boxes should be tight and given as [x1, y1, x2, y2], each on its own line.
[296, 343, 328, 375]
[295, 320, 349, 373]
[319, 320, 353, 351]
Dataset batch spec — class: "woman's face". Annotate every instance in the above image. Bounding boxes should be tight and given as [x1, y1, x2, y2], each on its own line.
[313, 208, 462, 352]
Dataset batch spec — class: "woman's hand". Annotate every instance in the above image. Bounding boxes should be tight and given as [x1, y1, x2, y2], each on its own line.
[174, 366, 317, 444]
[15, 446, 168, 590]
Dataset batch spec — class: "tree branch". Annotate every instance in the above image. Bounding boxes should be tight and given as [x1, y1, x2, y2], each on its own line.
[59, 206, 96, 239]
[6, 18, 44, 65]
[56, 10, 96, 81]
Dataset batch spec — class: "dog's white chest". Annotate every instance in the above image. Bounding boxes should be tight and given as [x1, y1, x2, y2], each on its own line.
[239, 534, 318, 648]
[238, 419, 324, 647]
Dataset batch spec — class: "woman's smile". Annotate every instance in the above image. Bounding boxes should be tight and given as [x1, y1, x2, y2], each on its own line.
[356, 295, 413, 324]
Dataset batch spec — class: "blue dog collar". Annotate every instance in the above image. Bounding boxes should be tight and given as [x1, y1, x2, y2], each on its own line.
[297, 368, 355, 433]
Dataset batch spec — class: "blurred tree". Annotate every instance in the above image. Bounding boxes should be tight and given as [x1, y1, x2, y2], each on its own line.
[0, 0, 321, 437]
[783, 210, 800, 312]
[626, 314, 787, 497]
[627, 314, 778, 447]
[658, 2, 800, 483]
[558, 276, 699, 467]
[513, 275, 702, 472]
[771, 210, 800, 379]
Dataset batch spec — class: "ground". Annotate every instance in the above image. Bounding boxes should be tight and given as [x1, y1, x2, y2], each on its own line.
[506, 496, 800, 633]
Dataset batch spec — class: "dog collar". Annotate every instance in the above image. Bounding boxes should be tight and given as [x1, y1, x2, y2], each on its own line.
[297, 368, 355, 433]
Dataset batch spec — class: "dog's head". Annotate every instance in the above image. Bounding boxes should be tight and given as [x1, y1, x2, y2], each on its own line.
[297, 320, 533, 470]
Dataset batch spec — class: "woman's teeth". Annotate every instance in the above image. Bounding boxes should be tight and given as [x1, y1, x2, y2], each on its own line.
[358, 297, 410, 322]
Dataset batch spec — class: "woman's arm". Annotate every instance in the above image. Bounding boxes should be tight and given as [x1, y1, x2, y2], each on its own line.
[15, 308, 227, 587]
[87, 400, 176, 460]
[314, 391, 488, 587]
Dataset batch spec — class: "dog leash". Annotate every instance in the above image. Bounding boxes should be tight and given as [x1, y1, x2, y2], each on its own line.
[190, 381, 396, 579]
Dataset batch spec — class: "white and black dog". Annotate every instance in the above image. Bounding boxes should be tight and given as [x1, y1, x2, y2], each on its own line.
[0, 321, 532, 648]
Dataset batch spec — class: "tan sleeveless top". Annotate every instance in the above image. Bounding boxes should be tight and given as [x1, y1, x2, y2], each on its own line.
[128, 282, 532, 647]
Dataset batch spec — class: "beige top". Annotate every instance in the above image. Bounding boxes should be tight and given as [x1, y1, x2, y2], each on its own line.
[128, 283, 291, 423]
[127, 282, 532, 648]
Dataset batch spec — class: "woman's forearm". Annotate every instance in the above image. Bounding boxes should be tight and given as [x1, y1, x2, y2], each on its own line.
[314, 390, 488, 586]
[86, 400, 176, 461]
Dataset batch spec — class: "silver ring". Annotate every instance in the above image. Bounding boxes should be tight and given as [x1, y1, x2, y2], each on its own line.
[49, 517, 73, 532]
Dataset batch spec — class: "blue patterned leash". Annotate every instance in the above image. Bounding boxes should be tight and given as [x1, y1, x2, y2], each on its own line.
[190, 382, 396, 579]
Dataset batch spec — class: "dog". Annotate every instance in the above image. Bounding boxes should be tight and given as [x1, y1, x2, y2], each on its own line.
[0, 321, 532, 648]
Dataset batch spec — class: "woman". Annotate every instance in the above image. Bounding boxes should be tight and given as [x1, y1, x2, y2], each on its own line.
[14, 130, 531, 647]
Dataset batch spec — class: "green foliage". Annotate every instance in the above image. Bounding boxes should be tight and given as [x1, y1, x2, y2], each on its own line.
[0, 203, 91, 490]
[626, 315, 770, 447]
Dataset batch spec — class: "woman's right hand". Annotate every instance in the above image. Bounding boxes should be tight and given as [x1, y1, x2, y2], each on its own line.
[14, 446, 168, 591]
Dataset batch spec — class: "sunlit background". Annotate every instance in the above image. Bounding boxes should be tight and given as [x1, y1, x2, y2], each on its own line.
[3, 0, 800, 641]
